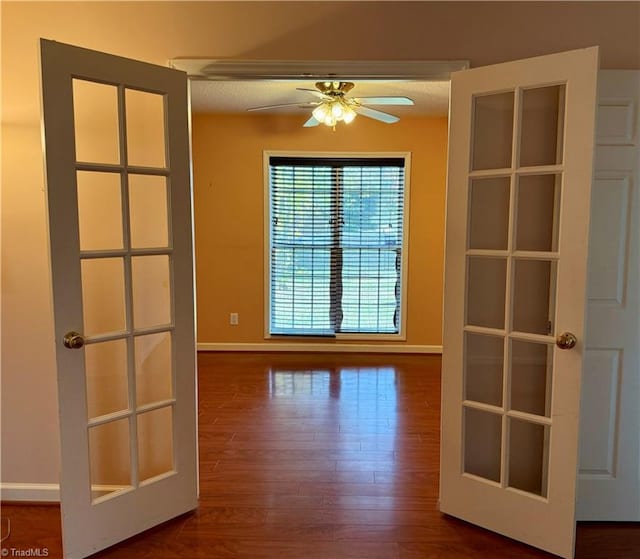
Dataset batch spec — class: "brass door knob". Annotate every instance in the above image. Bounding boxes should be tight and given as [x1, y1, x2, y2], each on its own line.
[556, 332, 577, 350]
[63, 331, 85, 349]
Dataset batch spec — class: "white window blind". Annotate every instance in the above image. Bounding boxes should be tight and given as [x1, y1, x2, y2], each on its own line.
[269, 156, 406, 336]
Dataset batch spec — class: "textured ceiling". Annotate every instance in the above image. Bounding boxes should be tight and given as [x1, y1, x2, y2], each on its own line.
[189, 80, 450, 117]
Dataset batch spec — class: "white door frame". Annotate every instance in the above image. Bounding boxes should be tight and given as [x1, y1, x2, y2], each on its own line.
[38, 45, 633, 559]
[177, 55, 636, 523]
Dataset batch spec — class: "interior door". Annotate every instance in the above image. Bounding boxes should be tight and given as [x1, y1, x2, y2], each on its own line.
[440, 47, 599, 559]
[40, 40, 198, 558]
[577, 70, 640, 520]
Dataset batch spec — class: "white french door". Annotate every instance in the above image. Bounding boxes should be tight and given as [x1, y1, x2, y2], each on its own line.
[440, 48, 599, 558]
[40, 40, 198, 559]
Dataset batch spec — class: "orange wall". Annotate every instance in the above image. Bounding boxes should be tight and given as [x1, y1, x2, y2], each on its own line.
[192, 114, 448, 347]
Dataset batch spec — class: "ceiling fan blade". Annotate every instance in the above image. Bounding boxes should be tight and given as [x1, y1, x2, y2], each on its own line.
[247, 102, 318, 112]
[354, 96, 414, 106]
[354, 106, 400, 124]
[303, 115, 320, 127]
[296, 88, 332, 100]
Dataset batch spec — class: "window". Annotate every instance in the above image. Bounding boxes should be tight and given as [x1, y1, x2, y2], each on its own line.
[267, 154, 409, 337]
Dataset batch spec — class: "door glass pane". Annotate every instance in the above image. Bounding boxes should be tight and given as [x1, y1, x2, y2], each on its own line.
[516, 174, 560, 252]
[511, 340, 552, 417]
[77, 171, 123, 251]
[512, 259, 556, 334]
[129, 174, 169, 249]
[81, 258, 126, 336]
[73, 79, 120, 164]
[467, 257, 507, 329]
[465, 332, 504, 407]
[138, 406, 174, 483]
[520, 85, 565, 167]
[85, 339, 129, 419]
[89, 418, 132, 502]
[131, 255, 171, 329]
[472, 92, 514, 171]
[125, 89, 166, 168]
[468, 177, 510, 250]
[135, 332, 173, 407]
[508, 419, 549, 497]
[464, 407, 501, 482]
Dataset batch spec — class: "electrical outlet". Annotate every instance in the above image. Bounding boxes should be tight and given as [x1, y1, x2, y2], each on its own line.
[230, 312, 239, 325]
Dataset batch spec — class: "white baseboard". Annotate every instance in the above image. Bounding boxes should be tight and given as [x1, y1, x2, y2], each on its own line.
[0, 483, 60, 502]
[197, 342, 442, 354]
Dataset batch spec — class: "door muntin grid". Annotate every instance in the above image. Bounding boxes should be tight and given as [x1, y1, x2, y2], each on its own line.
[462, 84, 566, 498]
[73, 78, 177, 504]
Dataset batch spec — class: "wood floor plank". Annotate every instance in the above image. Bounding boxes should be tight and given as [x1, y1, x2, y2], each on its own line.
[178, 520, 334, 541]
[223, 439, 363, 451]
[335, 459, 398, 472]
[187, 505, 269, 524]
[201, 480, 301, 496]
[2, 353, 637, 559]
[163, 538, 401, 559]
[266, 507, 439, 526]
[196, 493, 322, 509]
[297, 481, 442, 498]
[397, 541, 544, 559]
[574, 523, 640, 559]
[321, 495, 436, 511]
[215, 458, 337, 472]
[374, 470, 435, 484]
[229, 430, 318, 442]
[201, 469, 375, 484]
[216, 448, 396, 462]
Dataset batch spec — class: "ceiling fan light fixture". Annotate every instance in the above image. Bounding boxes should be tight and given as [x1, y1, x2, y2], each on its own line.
[342, 104, 357, 124]
[312, 103, 330, 122]
[312, 99, 357, 128]
[331, 102, 344, 119]
[324, 114, 337, 127]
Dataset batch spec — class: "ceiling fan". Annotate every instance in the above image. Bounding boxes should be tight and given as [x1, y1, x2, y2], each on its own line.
[247, 81, 414, 129]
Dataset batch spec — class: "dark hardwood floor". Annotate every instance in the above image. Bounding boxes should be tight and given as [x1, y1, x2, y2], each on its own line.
[2, 353, 638, 558]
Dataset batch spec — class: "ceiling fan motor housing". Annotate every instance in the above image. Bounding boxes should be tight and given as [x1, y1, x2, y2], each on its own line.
[315, 81, 355, 95]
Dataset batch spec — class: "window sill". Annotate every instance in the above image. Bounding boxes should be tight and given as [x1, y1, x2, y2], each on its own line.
[265, 332, 407, 342]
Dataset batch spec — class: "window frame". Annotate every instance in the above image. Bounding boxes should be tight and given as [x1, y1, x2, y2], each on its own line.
[263, 150, 411, 341]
